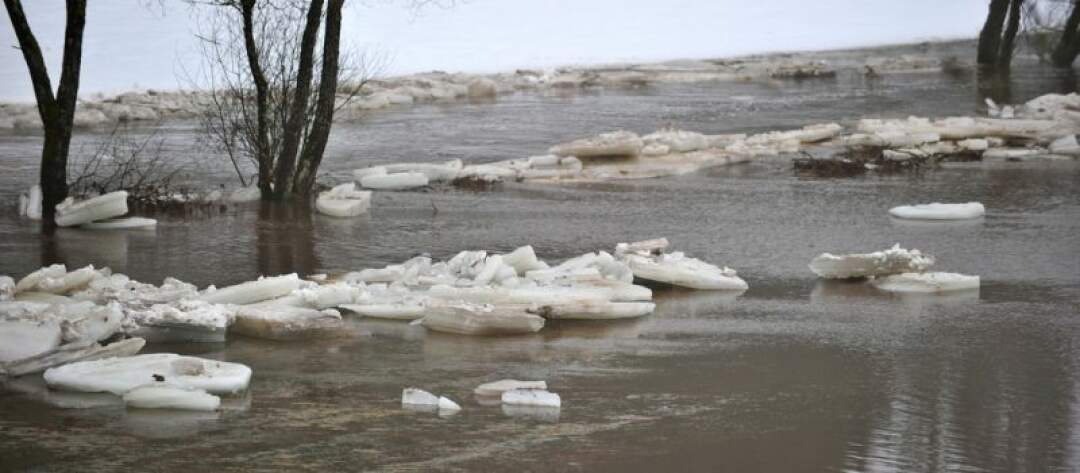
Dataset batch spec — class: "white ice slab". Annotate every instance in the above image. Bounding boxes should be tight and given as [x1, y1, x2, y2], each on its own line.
[44, 353, 252, 395]
[474, 379, 547, 397]
[340, 303, 426, 320]
[55, 191, 129, 227]
[501, 389, 561, 408]
[0, 319, 62, 363]
[200, 273, 301, 305]
[872, 272, 981, 293]
[438, 396, 461, 413]
[809, 244, 935, 279]
[0, 275, 13, 301]
[0, 337, 145, 377]
[123, 384, 221, 411]
[622, 253, 748, 290]
[888, 202, 985, 220]
[420, 304, 545, 336]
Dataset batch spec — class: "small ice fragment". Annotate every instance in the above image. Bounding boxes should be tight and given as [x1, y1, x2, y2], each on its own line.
[501, 389, 561, 408]
[438, 396, 461, 413]
[872, 272, 981, 293]
[474, 379, 547, 397]
[402, 388, 439, 406]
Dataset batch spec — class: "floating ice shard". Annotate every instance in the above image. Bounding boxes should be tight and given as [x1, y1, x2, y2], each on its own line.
[43, 353, 252, 395]
[0, 275, 13, 301]
[501, 388, 561, 408]
[437, 396, 461, 414]
[888, 202, 985, 220]
[809, 244, 934, 279]
[55, 191, 129, 227]
[123, 384, 221, 411]
[871, 272, 981, 293]
[474, 379, 548, 397]
[402, 388, 440, 406]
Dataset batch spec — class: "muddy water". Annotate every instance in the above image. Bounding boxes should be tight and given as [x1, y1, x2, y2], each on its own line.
[2, 56, 1080, 471]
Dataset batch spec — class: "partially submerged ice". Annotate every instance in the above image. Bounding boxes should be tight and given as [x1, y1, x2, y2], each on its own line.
[44, 353, 252, 395]
[200, 273, 302, 305]
[123, 384, 221, 411]
[316, 182, 372, 218]
[809, 244, 934, 279]
[231, 306, 345, 340]
[81, 216, 157, 230]
[889, 202, 986, 220]
[402, 387, 460, 414]
[871, 272, 981, 293]
[55, 191, 129, 227]
[615, 238, 748, 290]
[475, 379, 548, 397]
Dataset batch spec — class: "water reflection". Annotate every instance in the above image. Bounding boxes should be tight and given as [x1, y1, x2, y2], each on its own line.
[255, 201, 321, 277]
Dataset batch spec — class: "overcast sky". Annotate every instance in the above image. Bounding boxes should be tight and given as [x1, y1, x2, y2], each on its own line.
[0, 0, 989, 100]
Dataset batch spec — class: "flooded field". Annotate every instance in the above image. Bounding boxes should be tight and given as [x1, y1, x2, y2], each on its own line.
[2, 48, 1079, 471]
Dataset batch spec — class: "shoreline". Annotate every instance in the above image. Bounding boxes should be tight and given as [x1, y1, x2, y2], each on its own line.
[0, 38, 990, 131]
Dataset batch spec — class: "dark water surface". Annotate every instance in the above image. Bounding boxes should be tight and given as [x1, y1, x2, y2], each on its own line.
[2, 55, 1080, 471]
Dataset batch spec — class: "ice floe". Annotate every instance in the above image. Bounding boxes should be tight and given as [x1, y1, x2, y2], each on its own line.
[55, 191, 129, 227]
[44, 353, 252, 395]
[316, 182, 372, 218]
[616, 239, 747, 290]
[888, 202, 985, 220]
[502, 388, 561, 408]
[871, 272, 981, 293]
[474, 379, 547, 397]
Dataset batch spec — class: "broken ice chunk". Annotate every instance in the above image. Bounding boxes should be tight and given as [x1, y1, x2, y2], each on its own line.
[0, 318, 62, 363]
[438, 396, 461, 414]
[359, 172, 428, 190]
[55, 191, 129, 227]
[420, 304, 545, 336]
[808, 244, 934, 279]
[622, 252, 748, 290]
[81, 217, 157, 230]
[888, 202, 985, 220]
[123, 384, 221, 411]
[501, 389, 561, 408]
[231, 306, 345, 340]
[871, 272, 980, 293]
[200, 273, 302, 305]
[340, 303, 426, 321]
[316, 183, 372, 218]
[0, 276, 14, 301]
[474, 379, 548, 397]
[402, 387, 440, 407]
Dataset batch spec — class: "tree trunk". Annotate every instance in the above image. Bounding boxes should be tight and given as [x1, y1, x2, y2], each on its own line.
[997, 0, 1024, 69]
[4, 0, 86, 227]
[978, 0, 1011, 66]
[239, 0, 274, 199]
[1053, 1, 1080, 67]
[272, 0, 324, 199]
[293, 0, 344, 195]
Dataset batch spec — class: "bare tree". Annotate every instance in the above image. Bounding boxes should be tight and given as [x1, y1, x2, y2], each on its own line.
[192, 0, 363, 201]
[979, 0, 1026, 70]
[3, 0, 86, 226]
[1052, 1, 1080, 66]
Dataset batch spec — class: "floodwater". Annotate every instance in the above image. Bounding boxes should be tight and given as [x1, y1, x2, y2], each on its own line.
[2, 50, 1080, 471]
